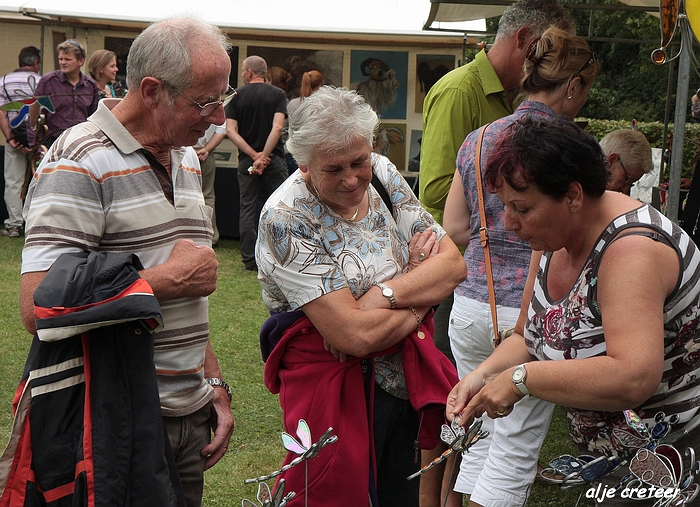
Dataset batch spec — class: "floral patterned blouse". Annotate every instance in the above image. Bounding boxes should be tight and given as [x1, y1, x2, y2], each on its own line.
[256, 153, 445, 397]
[525, 204, 700, 457]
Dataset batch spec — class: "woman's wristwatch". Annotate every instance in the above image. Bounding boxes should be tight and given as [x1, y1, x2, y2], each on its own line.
[206, 377, 233, 403]
[376, 282, 397, 309]
[511, 364, 530, 396]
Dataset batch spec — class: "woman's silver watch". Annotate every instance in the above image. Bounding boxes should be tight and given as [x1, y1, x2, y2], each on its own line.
[206, 377, 233, 402]
[511, 364, 531, 396]
[376, 282, 397, 309]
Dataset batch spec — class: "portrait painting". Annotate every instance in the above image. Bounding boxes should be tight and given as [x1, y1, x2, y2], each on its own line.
[350, 50, 408, 120]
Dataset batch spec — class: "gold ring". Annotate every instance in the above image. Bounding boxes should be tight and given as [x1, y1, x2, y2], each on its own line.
[418, 252, 426, 261]
[496, 409, 508, 416]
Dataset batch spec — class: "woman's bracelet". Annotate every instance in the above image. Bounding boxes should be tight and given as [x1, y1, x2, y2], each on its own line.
[409, 307, 425, 339]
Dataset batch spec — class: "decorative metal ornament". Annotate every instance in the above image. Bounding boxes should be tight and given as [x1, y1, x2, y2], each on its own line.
[242, 479, 295, 507]
[650, 0, 700, 69]
[244, 419, 338, 484]
[614, 410, 700, 507]
[406, 417, 489, 481]
[1, 96, 55, 128]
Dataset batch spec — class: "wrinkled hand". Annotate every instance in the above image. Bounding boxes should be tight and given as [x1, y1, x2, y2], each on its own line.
[324, 337, 348, 363]
[165, 239, 218, 298]
[408, 229, 439, 270]
[201, 388, 235, 470]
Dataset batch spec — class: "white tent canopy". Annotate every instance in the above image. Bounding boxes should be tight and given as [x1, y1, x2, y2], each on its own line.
[0, 0, 485, 35]
[424, 0, 660, 32]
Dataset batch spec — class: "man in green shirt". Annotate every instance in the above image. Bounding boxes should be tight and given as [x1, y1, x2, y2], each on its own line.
[420, 0, 575, 224]
[418, 2, 575, 506]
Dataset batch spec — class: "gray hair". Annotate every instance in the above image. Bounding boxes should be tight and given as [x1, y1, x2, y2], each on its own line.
[126, 17, 231, 100]
[286, 86, 378, 166]
[496, 0, 576, 41]
[599, 129, 654, 175]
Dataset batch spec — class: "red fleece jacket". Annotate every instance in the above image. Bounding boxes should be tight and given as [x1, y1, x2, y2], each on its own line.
[263, 314, 458, 507]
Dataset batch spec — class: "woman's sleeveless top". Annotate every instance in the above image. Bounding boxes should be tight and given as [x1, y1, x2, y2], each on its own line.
[525, 204, 700, 456]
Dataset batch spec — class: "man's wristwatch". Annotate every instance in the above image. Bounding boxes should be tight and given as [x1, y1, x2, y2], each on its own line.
[206, 377, 233, 403]
[376, 282, 397, 309]
[511, 364, 530, 396]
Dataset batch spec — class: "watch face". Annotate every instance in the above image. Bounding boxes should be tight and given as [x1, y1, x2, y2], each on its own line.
[382, 287, 393, 297]
[512, 366, 526, 383]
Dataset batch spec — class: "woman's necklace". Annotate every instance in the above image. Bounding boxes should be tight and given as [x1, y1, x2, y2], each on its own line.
[310, 180, 361, 221]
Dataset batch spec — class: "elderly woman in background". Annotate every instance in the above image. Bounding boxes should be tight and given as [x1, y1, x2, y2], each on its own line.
[442, 26, 599, 507]
[447, 114, 700, 506]
[599, 129, 654, 194]
[257, 86, 465, 507]
[87, 49, 118, 98]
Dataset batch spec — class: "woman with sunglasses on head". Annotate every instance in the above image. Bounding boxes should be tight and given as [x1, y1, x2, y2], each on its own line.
[442, 26, 599, 507]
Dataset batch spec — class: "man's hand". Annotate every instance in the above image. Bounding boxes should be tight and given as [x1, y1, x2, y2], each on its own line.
[143, 239, 218, 301]
[196, 148, 210, 162]
[201, 388, 235, 470]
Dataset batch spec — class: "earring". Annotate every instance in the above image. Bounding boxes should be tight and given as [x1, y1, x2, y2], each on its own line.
[567, 95, 573, 100]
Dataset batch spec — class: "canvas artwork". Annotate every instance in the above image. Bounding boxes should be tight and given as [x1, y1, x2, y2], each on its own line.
[374, 123, 406, 171]
[247, 46, 342, 99]
[350, 50, 408, 120]
[414, 54, 455, 113]
[408, 129, 422, 173]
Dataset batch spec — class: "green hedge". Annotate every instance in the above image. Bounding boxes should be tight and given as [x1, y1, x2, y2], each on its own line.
[579, 118, 700, 180]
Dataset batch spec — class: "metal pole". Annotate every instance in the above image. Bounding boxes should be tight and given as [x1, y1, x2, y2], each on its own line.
[668, 19, 690, 223]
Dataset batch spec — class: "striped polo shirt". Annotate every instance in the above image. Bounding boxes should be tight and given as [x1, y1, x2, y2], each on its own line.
[22, 99, 215, 416]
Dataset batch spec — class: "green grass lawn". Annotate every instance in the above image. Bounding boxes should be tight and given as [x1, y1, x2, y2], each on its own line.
[0, 237, 591, 506]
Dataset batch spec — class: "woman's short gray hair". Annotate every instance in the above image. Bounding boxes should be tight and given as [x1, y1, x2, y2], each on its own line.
[286, 86, 378, 166]
[126, 17, 231, 102]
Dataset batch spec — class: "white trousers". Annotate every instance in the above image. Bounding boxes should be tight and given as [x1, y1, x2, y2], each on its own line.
[449, 294, 554, 507]
[3, 142, 27, 229]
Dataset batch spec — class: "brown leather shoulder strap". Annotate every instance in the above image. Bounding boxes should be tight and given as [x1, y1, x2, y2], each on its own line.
[473, 124, 501, 347]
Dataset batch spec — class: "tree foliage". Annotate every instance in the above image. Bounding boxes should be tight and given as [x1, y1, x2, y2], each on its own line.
[485, 0, 700, 123]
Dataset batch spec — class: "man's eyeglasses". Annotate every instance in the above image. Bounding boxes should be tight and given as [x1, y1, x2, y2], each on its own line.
[174, 85, 237, 117]
[618, 157, 636, 188]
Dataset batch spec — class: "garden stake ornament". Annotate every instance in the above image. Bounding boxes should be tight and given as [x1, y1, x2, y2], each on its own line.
[244, 419, 338, 507]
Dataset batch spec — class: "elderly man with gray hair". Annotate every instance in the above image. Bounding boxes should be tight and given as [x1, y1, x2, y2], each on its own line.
[599, 129, 654, 194]
[20, 17, 235, 507]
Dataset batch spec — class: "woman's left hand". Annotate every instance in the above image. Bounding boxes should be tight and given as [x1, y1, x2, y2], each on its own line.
[408, 229, 439, 270]
[472, 368, 525, 420]
[324, 337, 348, 363]
[448, 367, 524, 425]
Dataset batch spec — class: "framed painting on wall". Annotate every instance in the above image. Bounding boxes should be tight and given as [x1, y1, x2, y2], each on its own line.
[350, 50, 408, 120]
[414, 54, 455, 113]
[247, 46, 342, 99]
[374, 123, 407, 171]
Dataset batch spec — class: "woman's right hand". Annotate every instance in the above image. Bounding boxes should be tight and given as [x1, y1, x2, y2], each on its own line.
[408, 229, 439, 270]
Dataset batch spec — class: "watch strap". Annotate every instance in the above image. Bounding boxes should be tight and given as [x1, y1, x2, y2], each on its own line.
[206, 377, 233, 402]
[376, 282, 397, 309]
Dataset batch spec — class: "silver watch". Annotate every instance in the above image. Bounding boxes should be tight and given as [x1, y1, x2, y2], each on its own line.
[511, 364, 530, 396]
[376, 282, 397, 309]
[206, 377, 232, 402]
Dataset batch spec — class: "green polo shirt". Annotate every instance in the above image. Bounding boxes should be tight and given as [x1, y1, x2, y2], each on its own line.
[419, 49, 512, 224]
